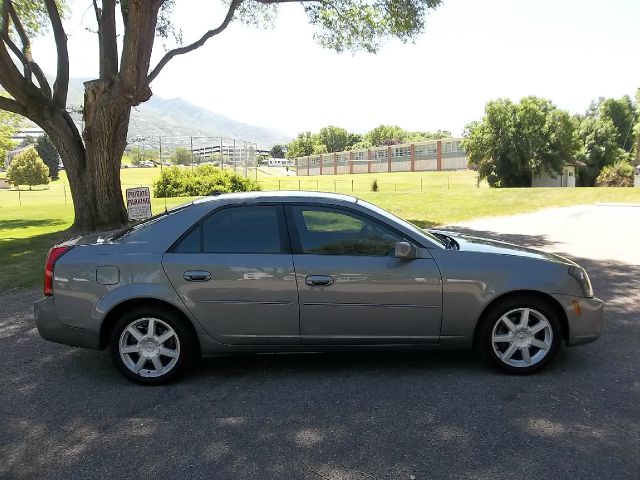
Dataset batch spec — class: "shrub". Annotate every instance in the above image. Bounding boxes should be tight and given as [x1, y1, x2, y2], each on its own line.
[371, 179, 379, 192]
[595, 160, 634, 187]
[6, 147, 50, 189]
[153, 166, 261, 197]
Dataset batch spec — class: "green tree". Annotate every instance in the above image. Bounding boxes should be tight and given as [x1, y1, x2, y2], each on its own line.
[6, 147, 50, 189]
[286, 132, 317, 159]
[595, 160, 634, 187]
[312, 143, 328, 154]
[595, 96, 636, 152]
[0, 0, 443, 232]
[269, 144, 285, 158]
[35, 133, 60, 179]
[406, 129, 451, 142]
[317, 125, 350, 153]
[18, 134, 36, 147]
[345, 132, 362, 150]
[0, 109, 20, 164]
[576, 115, 627, 186]
[366, 125, 408, 146]
[173, 146, 191, 165]
[463, 97, 579, 187]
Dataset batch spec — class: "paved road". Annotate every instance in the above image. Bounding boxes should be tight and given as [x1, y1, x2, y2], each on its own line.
[1, 205, 639, 480]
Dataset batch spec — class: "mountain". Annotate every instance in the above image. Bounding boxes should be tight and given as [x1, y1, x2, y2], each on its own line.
[64, 77, 291, 148]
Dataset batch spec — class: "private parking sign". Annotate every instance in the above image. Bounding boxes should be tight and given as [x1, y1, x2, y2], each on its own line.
[126, 187, 152, 221]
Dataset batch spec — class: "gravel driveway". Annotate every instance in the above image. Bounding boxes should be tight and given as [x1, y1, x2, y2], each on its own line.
[1, 204, 639, 480]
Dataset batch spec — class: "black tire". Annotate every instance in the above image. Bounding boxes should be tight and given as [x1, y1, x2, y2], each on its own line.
[109, 305, 198, 385]
[477, 295, 562, 374]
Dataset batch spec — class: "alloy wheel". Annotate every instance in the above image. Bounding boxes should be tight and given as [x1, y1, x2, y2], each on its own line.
[118, 317, 181, 378]
[491, 307, 553, 368]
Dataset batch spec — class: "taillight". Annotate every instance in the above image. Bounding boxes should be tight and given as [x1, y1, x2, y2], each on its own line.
[44, 246, 72, 296]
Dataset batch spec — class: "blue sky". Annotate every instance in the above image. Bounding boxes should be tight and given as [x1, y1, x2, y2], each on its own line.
[33, 0, 640, 137]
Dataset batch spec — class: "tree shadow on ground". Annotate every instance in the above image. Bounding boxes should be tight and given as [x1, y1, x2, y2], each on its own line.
[0, 229, 638, 479]
[0, 218, 67, 231]
[0, 229, 72, 291]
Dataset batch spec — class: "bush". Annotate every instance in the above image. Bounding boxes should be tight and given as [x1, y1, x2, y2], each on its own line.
[595, 160, 634, 187]
[6, 147, 50, 189]
[153, 165, 261, 197]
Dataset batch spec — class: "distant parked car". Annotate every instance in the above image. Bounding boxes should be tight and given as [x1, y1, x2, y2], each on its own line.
[35, 192, 603, 385]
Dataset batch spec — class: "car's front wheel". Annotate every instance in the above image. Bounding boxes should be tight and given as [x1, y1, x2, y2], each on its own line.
[109, 307, 197, 385]
[478, 296, 562, 374]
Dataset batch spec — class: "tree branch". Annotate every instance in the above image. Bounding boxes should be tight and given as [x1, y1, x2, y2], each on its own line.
[7, 1, 52, 99]
[0, 31, 47, 112]
[0, 95, 28, 116]
[3, 33, 31, 80]
[44, 0, 69, 107]
[147, 0, 242, 84]
[93, 0, 102, 22]
[97, 0, 119, 78]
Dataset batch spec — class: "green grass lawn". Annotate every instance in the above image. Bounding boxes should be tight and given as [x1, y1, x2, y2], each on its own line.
[1, 168, 639, 291]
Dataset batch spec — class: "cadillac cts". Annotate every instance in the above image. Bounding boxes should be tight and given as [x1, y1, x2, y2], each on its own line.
[35, 192, 604, 385]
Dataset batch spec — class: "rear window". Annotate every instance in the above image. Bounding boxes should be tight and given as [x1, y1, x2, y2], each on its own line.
[109, 203, 191, 242]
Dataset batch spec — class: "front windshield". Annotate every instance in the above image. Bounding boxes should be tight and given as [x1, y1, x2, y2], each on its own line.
[357, 199, 446, 248]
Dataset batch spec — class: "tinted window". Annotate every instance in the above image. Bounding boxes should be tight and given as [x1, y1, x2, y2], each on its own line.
[173, 226, 201, 253]
[201, 206, 283, 254]
[292, 206, 403, 256]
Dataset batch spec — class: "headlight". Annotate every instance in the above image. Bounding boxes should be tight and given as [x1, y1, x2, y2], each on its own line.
[568, 266, 593, 298]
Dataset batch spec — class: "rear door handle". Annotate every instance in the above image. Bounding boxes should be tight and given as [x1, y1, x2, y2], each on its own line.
[184, 270, 212, 282]
[305, 275, 334, 287]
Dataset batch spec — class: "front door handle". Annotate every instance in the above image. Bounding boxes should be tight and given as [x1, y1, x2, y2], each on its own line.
[184, 270, 212, 282]
[305, 275, 334, 287]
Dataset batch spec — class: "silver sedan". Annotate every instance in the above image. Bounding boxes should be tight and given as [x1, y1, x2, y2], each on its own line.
[35, 192, 604, 384]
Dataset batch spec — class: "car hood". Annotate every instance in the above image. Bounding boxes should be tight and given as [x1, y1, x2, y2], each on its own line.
[430, 230, 577, 266]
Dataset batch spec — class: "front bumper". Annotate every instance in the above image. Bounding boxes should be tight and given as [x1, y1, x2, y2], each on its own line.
[551, 294, 604, 346]
[34, 296, 101, 349]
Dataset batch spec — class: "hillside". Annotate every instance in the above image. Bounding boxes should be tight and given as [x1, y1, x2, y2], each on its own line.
[64, 77, 290, 148]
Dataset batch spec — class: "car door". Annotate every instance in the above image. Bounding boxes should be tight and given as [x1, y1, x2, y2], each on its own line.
[163, 204, 300, 345]
[285, 205, 442, 344]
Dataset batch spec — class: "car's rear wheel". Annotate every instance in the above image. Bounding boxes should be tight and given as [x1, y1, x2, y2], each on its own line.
[109, 307, 197, 385]
[478, 296, 562, 374]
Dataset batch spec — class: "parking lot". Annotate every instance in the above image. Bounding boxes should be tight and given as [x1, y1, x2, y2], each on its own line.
[1, 204, 639, 479]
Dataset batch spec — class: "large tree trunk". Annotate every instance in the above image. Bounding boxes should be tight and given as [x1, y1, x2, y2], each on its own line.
[82, 79, 131, 229]
[36, 81, 131, 233]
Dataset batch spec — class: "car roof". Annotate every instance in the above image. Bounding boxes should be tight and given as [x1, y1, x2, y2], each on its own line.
[192, 190, 358, 205]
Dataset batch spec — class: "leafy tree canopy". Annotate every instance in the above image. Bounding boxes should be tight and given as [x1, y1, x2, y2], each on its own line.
[6, 146, 50, 188]
[286, 124, 451, 158]
[173, 146, 191, 165]
[576, 114, 627, 186]
[463, 97, 578, 188]
[269, 144, 285, 158]
[0, 108, 21, 163]
[365, 124, 450, 146]
[587, 95, 636, 152]
[35, 133, 59, 179]
[286, 132, 319, 159]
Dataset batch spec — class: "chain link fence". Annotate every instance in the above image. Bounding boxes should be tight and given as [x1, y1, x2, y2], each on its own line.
[127, 135, 259, 181]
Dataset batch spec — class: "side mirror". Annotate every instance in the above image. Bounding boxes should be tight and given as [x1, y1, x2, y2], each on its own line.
[394, 241, 416, 259]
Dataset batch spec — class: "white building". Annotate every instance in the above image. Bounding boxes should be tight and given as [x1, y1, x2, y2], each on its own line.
[531, 161, 585, 188]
